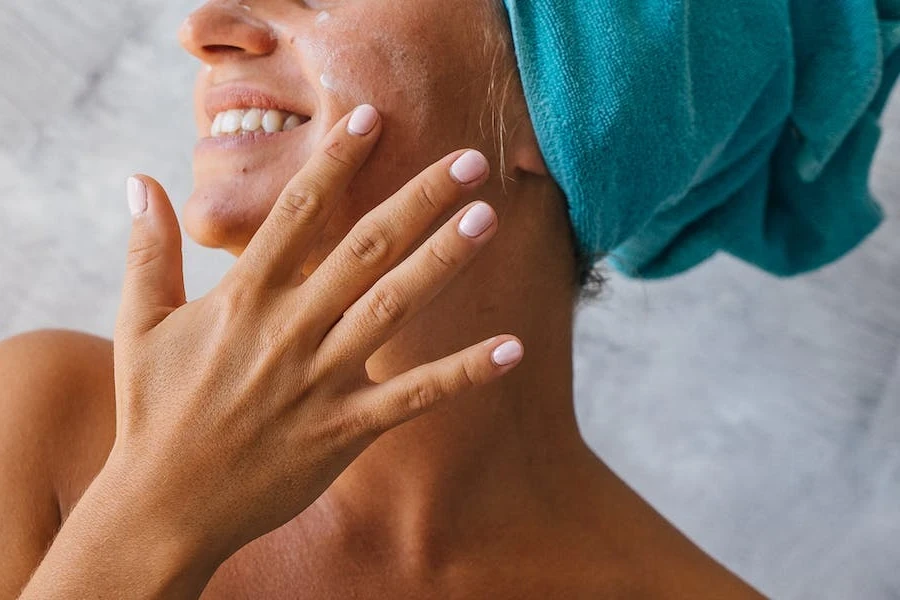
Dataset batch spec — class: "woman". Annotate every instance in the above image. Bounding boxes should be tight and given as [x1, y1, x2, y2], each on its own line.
[3, 0, 896, 597]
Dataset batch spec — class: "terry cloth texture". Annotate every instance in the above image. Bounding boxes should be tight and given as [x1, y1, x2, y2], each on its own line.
[501, 0, 900, 278]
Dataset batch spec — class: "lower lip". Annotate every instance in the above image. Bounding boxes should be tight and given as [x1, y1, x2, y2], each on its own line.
[194, 121, 311, 153]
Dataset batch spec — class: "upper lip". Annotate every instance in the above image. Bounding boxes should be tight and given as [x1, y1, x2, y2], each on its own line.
[204, 84, 312, 123]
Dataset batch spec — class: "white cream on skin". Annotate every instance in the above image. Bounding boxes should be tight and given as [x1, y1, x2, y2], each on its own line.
[319, 73, 337, 92]
[283, 10, 432, 130]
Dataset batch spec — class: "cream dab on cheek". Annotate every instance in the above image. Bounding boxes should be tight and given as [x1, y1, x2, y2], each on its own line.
[290, 34, 342, 95]
[315, 11, 331, 25]
[319, 73, 338, 92]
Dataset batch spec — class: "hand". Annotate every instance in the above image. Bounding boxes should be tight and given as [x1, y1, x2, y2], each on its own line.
[110, 104, 524, 566]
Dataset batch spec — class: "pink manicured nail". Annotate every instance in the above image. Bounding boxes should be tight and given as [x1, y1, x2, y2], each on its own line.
[458, 202, 495, 238]
[492, 340, 523, 367]
[450, 150, 488, 184]
[348, 104, 379, 135]
[127, 177, 147, 216]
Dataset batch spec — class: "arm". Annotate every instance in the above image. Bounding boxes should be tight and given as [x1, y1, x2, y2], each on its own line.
[0, 330, 221, 600]
[16, 464, 218, 600]
[0, 330, 218, 599]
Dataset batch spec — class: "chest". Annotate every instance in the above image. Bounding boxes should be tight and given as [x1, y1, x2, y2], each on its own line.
[197, 529, 611, 600]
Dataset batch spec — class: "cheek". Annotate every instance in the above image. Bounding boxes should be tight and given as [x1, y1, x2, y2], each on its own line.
[293, 17, 436, 137]
[289, 23, 479, 267]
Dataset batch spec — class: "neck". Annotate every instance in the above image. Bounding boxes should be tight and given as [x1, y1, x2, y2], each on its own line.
[303, 232, 593, 565]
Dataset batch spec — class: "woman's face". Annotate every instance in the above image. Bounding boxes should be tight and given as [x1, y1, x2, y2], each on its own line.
[179, 0, 506, 265]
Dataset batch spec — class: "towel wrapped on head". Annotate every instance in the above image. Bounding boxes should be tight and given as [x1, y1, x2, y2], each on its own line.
[500, 0, 900, 279]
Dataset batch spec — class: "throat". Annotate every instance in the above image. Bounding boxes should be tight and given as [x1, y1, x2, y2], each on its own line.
[299, 382, 591, 572]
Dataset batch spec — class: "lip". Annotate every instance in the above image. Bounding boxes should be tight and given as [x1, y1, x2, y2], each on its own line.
[204, 83, 313, 124]
[195, 124, 312, 154]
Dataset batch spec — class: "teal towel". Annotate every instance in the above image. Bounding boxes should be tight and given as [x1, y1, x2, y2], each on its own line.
[501, 0, 900, 279]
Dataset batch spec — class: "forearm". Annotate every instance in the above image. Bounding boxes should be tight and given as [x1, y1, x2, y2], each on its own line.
[17, 467, 220, 600]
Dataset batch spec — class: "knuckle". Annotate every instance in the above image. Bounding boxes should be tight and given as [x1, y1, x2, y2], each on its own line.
[407, 380, 442, 414]
[321, 411, 354, 448]
[347, 225, 392, 267]
[325, 400, 377, 446]
[322, 138, 355, 169]
[214, 276, 260, 317]
[278, 187, 325, 225]
[366, 284, 407, 328]
[426, 238, 459, 271]
[413, 178, 444, 213]
[126, 238, 163, 270]
[457, 357, 481, 389]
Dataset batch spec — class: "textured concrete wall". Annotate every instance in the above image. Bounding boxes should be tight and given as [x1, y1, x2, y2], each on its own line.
[1, 2, 898, 597]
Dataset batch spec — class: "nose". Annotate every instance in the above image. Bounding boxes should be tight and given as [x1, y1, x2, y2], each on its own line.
[179, 0, 278, 64]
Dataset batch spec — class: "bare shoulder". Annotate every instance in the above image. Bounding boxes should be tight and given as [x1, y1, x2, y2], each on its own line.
[552, 457, 768, 599]
[0, 327, 117, 501]
[0, 327, 117, 540]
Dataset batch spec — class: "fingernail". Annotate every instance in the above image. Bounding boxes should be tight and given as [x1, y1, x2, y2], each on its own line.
[348, 104, 379, 136]
[458, 202, 495, 238]
[450, 150, 488, 184]
[127, 177, 148, 216]
[492, 340, 523, 367]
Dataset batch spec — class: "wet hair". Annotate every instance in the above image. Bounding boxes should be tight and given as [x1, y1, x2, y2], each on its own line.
[476, 1, 607, 306]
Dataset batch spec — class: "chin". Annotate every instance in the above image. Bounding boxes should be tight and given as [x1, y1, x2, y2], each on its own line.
[182, 175, 353, 270]
[183, 176, 282, 254]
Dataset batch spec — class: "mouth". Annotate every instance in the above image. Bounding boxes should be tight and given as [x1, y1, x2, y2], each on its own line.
[203, 85, 313, 140]
[210, 107, 310, 137]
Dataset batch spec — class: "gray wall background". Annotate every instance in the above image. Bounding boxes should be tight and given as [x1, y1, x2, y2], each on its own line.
[1, 2, 898, 598]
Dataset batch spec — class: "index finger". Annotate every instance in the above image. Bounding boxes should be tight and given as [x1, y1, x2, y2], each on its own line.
[234, 104, 383, 287]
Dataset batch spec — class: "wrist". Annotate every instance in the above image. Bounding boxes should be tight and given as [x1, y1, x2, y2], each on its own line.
[19, 470, 219, 600]
[24, 457, 224, 599]
[90, 453, 230, 575]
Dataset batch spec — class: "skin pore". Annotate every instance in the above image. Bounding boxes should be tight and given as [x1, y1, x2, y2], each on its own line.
[1, 0, 765, 597]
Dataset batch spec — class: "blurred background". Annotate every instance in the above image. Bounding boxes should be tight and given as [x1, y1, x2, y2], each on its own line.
[1, 2, 898, 598]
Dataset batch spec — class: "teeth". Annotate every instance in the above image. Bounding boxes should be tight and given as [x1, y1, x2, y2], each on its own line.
[242, 108, 263, 132]
[284, 114, 303, 131]
[210, 108, 306, 137]
[262, 109, 285, 133]
[211, 112, 225, 137]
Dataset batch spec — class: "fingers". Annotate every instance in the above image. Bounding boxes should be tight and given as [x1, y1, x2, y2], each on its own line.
[319, 199, 497, 364]
[298, 148, 491, 342]
[234, 104, 383, 287]
[117, 175, 187, 340]
[346, 335, 524, 436]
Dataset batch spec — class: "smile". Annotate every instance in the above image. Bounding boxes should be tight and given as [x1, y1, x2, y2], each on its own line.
[210, 108, 310, 137]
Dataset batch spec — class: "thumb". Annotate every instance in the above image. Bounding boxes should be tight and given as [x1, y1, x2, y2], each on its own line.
[117, 174, 187, 339]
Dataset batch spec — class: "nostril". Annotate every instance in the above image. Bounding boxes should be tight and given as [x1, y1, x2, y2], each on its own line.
[204, 44, 245, 54]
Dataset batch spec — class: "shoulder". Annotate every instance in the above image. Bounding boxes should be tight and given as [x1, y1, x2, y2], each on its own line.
[0, 328, 116, 512]
[0, 327, 114, 386]
[550, 458, 767, 599]
[0, 328, 116, 595]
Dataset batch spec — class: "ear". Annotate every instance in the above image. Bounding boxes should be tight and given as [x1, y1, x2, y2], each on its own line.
[508, 113, 550, 178]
